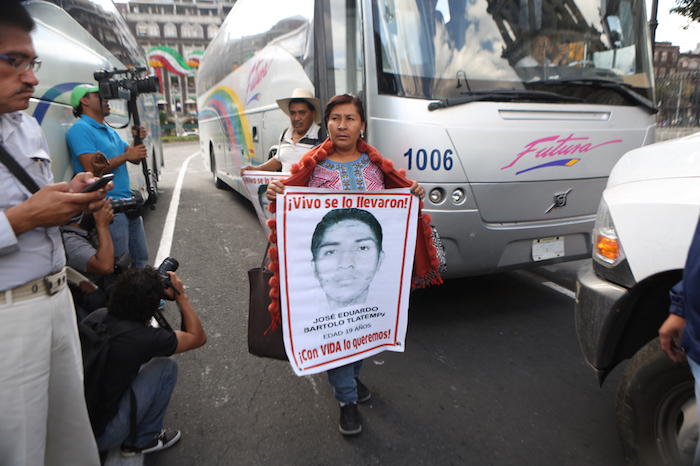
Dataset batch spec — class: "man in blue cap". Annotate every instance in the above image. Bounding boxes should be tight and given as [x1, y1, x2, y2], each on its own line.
[67, 83, 150, 267]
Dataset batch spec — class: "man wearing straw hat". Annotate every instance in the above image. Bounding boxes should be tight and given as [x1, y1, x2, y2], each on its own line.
[242, 88, 321, 173]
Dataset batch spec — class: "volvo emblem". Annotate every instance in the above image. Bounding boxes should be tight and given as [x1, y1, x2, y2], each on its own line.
[546, 189, 573, 214]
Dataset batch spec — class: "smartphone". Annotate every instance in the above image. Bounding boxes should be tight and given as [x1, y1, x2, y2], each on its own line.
[81, 173, 114, 193]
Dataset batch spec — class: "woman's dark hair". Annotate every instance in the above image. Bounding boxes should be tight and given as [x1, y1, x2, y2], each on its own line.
[323, 94, 366, 126]
[311, 208, 382, 260]
[258, 183, 268, 205]
[107, 266, 165, 322]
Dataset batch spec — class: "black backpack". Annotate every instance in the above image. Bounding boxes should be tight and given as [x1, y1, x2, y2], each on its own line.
[78, 308, 136, 439]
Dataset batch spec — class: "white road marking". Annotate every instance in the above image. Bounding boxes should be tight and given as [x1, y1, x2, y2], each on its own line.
[517, 270, 576, 300]
[154, 152, 199, 266]
[542, 281, 576, 299]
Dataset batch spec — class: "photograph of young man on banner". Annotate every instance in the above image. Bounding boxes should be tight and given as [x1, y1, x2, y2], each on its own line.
[242, 171, 289, 235]
[276, 187, 418, 377]
[311, 208, 385, 310]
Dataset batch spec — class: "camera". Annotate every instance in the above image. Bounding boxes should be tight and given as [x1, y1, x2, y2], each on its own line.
[113, 252, 134, 276]
[157, 257, 179, 289]
[111, 197, 140, 214]
[155, 257, 180, 332]
[94, 67, 160, 101]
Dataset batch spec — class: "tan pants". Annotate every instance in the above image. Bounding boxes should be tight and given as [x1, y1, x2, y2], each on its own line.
[0, 283, 99, 465]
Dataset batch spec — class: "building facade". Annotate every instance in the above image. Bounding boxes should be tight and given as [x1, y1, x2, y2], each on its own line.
[654, 42, 700, 128]
[653, 41, 680, 77]
[678, 43, 700, 73]
[116, 0, 236, 118]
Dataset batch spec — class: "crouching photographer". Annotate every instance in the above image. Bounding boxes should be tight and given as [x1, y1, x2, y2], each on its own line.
[82, 262, 206, 458]
[63, 194, 142, 319]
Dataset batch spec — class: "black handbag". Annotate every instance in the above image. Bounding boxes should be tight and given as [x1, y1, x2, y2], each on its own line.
[247, 246, 288, 361]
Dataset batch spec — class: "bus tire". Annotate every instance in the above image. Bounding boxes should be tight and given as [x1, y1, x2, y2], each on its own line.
[211, 148, 225, 190]
[147, 151, 159, 205]
[616, 337, 696, 466]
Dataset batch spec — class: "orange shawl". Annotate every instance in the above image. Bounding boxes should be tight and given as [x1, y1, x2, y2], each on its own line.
[265, 137, 442, 331]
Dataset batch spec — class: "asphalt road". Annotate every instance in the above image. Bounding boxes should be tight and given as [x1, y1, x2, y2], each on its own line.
[125, 142, 627, 466]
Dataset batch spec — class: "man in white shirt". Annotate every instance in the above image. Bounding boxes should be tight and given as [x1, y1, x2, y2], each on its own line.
[241, 88, 321, 174]
[0, 2, 108, 464]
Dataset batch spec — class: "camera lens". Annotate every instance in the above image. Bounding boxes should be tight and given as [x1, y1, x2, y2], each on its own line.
[157, 257, 179, 277]
[111, 197, 140, 214]
[137, 75, 160, 94]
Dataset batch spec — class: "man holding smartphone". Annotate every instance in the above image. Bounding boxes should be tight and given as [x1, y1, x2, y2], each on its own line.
[0, 2, 109, 463]
[67, 84, 150, 267]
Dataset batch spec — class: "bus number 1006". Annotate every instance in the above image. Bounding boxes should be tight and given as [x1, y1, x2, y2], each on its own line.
[404, 149, 453, 171]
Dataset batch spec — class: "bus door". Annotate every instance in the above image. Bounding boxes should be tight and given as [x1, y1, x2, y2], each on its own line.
[247, 111, 263, 167]
[314, 0, 364, 111]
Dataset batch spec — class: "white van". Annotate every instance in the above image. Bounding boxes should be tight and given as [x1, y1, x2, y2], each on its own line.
[576, 131, 700, 465]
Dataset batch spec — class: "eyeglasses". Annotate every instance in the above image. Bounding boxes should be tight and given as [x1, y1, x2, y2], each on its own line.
[0, 53, 41, 74]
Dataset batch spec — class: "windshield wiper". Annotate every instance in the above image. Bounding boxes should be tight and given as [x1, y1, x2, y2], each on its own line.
[540, 78, 658, 114]
[428, 89, 584, 111]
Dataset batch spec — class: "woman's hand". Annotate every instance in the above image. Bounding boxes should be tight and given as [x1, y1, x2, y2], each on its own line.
[266, 179, 285, 201]
[410, 181, 424, 198]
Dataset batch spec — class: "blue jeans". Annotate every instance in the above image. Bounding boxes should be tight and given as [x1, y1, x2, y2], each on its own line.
[687, 357, 700, 465]
[327, 360, 363, 404]
[110, 212, 148, 268]
[96, 357, 178, 451]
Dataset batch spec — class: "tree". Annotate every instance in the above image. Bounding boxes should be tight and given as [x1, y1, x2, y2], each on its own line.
[159, 111, 170, 126]
[671, 0, 700, 23]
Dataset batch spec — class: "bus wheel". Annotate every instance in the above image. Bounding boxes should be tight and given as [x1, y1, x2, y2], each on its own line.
[147, 151, 159, 205]
[211, 149, 225, 190]
[616, 337, 697, 466]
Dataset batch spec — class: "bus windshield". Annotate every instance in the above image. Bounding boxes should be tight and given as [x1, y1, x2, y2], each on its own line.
[373, 0, 654, 103]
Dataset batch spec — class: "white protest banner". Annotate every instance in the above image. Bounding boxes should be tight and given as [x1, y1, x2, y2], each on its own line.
[277, 187, 418, 376]
[242, 171, 290, 235]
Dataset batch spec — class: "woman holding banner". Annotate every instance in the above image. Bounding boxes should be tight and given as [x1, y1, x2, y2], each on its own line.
[266, 94, 441, 436]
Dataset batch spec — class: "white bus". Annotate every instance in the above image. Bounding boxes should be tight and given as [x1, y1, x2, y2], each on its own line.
[23, 0, 163, 206]
[197, 0, 656, 278]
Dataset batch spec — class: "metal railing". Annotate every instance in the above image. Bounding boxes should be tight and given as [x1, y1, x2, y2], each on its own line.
[655, 71, 700, 128]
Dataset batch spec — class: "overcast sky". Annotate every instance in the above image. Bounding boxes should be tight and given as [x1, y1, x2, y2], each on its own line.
[648, 0, 700, 52]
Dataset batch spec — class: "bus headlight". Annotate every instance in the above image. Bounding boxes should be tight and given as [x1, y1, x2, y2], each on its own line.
[592, 199, 625, 267]
[429, 188, 445, 204]
[451, 188, 466, 204]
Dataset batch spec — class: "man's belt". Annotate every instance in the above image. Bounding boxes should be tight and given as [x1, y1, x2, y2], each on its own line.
[0, 268, 69, 306]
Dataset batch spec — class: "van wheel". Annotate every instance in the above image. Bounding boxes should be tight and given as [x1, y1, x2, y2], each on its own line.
[211, 149, 225, 190]
[616, 337, 697, 466]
